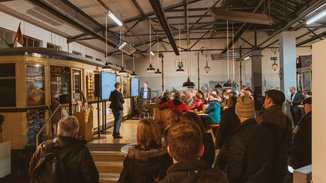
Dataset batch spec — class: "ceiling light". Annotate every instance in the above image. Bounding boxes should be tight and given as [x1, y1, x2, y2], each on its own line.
[146, 64, 155, 72]
[118, 42, 136, 55]
[131, 71, 137, 77]
[108, 11, 123, 27]
[102, 62, 112, 71]
[306, 9, 326, 24]
[182, 77, 195, 88]
[155, 68, 162, 75]
[150, 51, 155, 56]
[244, 56, 250, 60]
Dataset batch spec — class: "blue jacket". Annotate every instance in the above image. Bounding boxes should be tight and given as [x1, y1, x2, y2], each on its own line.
[205, 100, 221, 123]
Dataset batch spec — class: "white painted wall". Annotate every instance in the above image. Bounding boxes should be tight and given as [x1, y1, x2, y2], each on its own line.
[312, 39, 326, 183]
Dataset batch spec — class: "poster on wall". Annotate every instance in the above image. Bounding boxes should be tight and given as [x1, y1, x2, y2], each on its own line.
[131, 77, 139, 97]
[101, 71, 116, 100]
[26, 109, 45, 147]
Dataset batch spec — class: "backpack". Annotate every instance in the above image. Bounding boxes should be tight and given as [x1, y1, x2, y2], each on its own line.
[30, 140, 81, 183]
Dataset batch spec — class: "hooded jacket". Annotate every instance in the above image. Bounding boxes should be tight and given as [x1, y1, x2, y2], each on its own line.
[118, 146, 173, 183]
[205, 100, 221, 123]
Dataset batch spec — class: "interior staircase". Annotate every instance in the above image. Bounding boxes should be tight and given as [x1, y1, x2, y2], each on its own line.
[91, 151, 125, 183]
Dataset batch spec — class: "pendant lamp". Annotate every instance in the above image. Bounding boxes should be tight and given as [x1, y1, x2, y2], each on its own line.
[146, 20, 155, 72]
[155, 34, 162, 75]
[119, 52, 127, 75]
[131, 37, 137, 77]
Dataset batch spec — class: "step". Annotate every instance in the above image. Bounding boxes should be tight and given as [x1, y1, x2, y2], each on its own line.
[95, 161, 124, 174]
[99, 173, 120, 183]
[91, 151, 126, 162]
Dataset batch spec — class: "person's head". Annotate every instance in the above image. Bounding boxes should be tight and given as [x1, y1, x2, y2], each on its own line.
[162, 91, 170, 98]
[235, 93, 255, 122]
[264, 89, 285, 109]
[174, 91, 181, 99]
[137, 118, 162, 150]
[167, 110, 181, 127]
[143, 82, 148, 88]
[303, 97, 312, 114]
[223, 89, 233, 100]
[57, 116, 79, 138]
[115, 82, 121, 91]
[225, 96, 237, 109]
[166, 121, 204, 163]
[289, 86, 296, 94]
[195, 92, 203, 99]
[180, 112, 206, 132]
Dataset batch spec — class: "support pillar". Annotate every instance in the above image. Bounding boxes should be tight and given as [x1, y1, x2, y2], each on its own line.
[279, 31, 297, 99]
[251, 50, 262, 96]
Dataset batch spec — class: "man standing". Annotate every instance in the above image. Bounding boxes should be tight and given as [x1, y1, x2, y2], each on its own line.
[257, 89, 292, 183]
[288, 86, 304, 125]
[109, 82, 125, 139]
[139, 82, 151, 118]
[29, 116, 99, 183]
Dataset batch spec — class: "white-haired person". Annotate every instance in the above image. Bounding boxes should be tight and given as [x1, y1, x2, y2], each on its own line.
[29, 116, 99, 183]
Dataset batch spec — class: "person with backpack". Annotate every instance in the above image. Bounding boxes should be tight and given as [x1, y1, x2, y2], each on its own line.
[29, 116, 99, 183]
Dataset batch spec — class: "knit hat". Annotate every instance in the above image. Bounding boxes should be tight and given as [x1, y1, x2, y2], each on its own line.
[303, 97, 312, 105]
[265, 89, 285, 105]
[235, 94, 255, 118]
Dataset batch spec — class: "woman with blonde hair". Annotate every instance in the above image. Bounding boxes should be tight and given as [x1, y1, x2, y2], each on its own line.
[118, 118, 172, 183]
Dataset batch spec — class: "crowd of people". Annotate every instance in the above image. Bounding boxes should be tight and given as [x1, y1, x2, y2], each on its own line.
[29, 82, 312, 183]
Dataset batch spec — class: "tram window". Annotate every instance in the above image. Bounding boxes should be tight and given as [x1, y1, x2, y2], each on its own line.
[72, 51, 82, 56]
[26, 65, 45, 106]
[23, 36, 42, 48]
[85, 55, 93, 59]
[47, 43, 61, 50]
[0, 63, 16, 107]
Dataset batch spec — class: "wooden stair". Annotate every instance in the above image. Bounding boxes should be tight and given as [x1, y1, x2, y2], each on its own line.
[91, 151, 125, 183]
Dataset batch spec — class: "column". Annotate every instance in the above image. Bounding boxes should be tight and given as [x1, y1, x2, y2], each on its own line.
[251, 49, 262, 96]
[279, 31, 296, 99]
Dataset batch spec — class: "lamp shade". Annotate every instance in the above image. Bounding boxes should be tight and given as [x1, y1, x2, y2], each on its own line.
[182, 77, 195, 88]
[119, 66, 127, 75]
[146, 64, 156, 72]
[102, 63, 112, 71]
[131, 71, 137, 77]
[155, 69, 162, 75]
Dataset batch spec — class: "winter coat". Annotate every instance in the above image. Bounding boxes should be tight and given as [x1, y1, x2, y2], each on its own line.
[29, 136, 99, 183]
[158, 160, 228, 183]
[205, 100, 221, 123]
[109, 89, 125, 111]
[291, 111, 312, 169]
[215, 106, 240, 149]
[158, 99, 189, 113]
[256, 105, 292, 182]
[188, 98, 204, 111]
[216, 118, 274, 183]
[202, 133, 215, 167]
[118, 146, 173, 183]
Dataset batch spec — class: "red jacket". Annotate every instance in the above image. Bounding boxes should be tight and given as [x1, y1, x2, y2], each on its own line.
[188, 98, 204, 111]
[158, 99, 189, 113]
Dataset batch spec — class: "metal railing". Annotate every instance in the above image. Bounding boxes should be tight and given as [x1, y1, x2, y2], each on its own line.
[36, 104, 62, 147]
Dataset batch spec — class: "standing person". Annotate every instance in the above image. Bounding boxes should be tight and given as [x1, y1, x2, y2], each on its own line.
[216, 93, 274, 183]
[118, 118, 172, 183]
[29, 116, 99, 183]
[109, 82, 125, 139]
[288, 86, 304, 125]
[290, 97, 312, 169]
[139, 82, 151, 118]
[256, 90, 292, 183]
[159, 121, 228, 183]
[205, 92, 222, 135]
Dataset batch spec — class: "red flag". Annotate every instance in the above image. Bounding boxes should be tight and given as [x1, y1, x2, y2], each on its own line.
[15, 22, 24, 45]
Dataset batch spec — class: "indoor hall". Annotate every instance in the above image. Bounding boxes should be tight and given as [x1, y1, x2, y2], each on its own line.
[0, 0, 325, 182]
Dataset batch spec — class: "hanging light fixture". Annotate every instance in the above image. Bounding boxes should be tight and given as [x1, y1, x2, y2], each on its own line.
[176, 26, 184, 72]
[271, 56, 278, 71]
[146, 20, 155, 72]
[204, 60, 210, 73]
[131, 37, 137, 77]
[119, 52, 127, 75]
[182, 1, 195, 88]
[155, 34, 162, 75]
[103, 10, 112, 71]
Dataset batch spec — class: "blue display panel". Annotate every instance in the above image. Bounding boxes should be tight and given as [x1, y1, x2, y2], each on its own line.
[131, 77, 139, 97]
[101, 71, 116, 100]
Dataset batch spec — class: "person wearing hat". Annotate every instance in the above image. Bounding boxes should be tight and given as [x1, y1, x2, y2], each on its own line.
[290, 97, 312, 169]
[216, 93, 274, 183]
[256, 89, 292, 183]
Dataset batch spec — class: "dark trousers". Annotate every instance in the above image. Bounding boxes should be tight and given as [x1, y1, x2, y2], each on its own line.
[112, 110, 123, 137]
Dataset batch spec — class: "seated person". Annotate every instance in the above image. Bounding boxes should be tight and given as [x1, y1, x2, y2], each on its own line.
[118, 118, 172, 183]
[158, 91, 189, 113]
[205, 92, 222, 134]
[159, 91, 171, 105]
[181, 112, 215, 167]
[158, 121, 228, 183]
[188, 92, 204, 111]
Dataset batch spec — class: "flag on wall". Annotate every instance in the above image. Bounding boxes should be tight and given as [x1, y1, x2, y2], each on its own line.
[14, 22, 24, 46]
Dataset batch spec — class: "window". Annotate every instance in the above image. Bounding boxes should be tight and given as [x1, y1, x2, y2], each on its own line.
[0, 27, 15, 48]
[23, 36, 42, 48]
[47, 43, 61, 50]
[85, 55, 93, 59]
[26, 65, 45, 106]
[95, 58, 102, 62]
[0, 63, 16, 107]
[72, 50, 82, 56]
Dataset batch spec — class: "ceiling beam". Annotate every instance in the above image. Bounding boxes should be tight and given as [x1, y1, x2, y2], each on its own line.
[149, 0, 179, 55]
[297, 30, 326, 46]
[131, 0, 145, 17]
[28, 0, 117, 48]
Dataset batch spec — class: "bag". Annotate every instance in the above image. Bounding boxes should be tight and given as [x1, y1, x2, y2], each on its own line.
[30, 140, 78, 183]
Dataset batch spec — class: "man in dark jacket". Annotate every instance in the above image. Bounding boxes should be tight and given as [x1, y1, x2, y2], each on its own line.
[159, 121, 228, 183]
[29, 116, 99, 183]
[291, 97, 312, 169]
[217, 93, 274, 183]
[109, 82, 125, 138]
[288, 86, 304, 125]
[139, 82, 151, 118]
[256, 89, 292, 183]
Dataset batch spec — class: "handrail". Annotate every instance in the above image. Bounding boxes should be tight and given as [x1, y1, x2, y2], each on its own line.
[36, 104, 62, 147]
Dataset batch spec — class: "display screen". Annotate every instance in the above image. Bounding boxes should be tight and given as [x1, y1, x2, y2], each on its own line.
[131, 77, 139, 97]
[101, 71, 116, 100]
